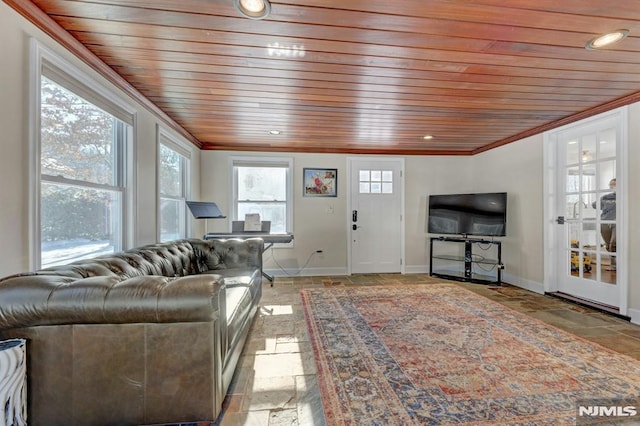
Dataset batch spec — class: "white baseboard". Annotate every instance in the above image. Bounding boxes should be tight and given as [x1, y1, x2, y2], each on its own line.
[268, 265, 432, 277]
[264, 266, 349, 278]
[407, 266, 546, 295]
[265, 266, 546, 297]
[502, 272, 545, 294]
[627, 308, 640, 325]
[404, 265, 430, 274]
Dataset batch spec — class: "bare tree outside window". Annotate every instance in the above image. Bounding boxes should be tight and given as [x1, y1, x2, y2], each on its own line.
[39, 76, 127, 267]
[159, 143, 188, 242]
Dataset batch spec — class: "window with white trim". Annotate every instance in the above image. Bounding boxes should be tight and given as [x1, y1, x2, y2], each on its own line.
[158, 131, 190, 242]
[35, 43, 133, 268]
[231, 157, 293, 233]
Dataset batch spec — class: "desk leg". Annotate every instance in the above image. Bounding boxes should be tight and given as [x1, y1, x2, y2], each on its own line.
[263, 271, 274, 287]
[263, 243, 274, 287]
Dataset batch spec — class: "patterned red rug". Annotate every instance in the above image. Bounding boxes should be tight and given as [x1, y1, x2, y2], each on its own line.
[301, 283, 640, 425]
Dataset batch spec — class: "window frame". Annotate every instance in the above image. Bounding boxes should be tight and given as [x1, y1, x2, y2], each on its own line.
[229, 156, 293, 239]
[157, 126, 191, 242]
[30, 39, 136, 269]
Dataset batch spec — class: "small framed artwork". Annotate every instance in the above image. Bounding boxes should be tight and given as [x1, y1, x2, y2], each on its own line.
[303, 168, 337, 197]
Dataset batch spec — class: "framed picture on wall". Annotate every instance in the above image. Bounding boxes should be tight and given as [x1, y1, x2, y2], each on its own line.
[303, 168, 337, 197]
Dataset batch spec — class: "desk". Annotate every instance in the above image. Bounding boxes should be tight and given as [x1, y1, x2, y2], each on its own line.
[203, 232, 294, 285]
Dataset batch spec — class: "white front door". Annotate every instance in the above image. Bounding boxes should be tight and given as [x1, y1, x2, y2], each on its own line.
[545, 109, 627, 311]
[348, 157, 404, 274]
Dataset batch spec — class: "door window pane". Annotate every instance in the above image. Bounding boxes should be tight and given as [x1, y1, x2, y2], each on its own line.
[359, 169, 393, 195]
[598, 160, 616, 190]
[581, 134, 597, 163]
[599, 129, 616, 159]
[564, 139, 580, 165]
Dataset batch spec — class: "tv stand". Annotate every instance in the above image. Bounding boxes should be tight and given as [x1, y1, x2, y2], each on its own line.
[429, 237, 502, 285]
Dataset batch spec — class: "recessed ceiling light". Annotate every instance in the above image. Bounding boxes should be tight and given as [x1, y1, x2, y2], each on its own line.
[267, 42, 306, 58]
[586, 29, 629, 50]
[268, 130, 282, 135]
[422, 135, 434, 140]
[234, 0, 271, 20]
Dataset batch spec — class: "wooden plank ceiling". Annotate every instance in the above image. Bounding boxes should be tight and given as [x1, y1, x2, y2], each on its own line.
[9, 0, 640, 155]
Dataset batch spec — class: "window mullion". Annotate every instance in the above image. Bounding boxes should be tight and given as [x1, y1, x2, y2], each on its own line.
[238, 199, 287, 203]
[41, 174, 122, 192]
[160, 194, 186, 202]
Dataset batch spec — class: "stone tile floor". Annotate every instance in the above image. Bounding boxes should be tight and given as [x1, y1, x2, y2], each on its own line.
[215, 274, 640, 425]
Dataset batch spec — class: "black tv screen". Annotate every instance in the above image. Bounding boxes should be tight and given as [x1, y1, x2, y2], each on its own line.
[428, 192, 507, 237]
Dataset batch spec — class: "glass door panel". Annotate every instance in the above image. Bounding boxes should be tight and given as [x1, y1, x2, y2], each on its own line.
[555, 116, 619, 307]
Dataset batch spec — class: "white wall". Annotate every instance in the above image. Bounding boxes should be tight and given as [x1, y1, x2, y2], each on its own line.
[472, 135, 545, 292]
[627, 103, 640, 317]
[201, 146, 542, 285]
[201, 151, 473, 275]
[0, 3, 200, 276]
[404, 155, 474, 271]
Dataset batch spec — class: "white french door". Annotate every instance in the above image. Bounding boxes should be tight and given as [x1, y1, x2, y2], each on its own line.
[348, 157, 404, 274]
[545, 108, 627, 311]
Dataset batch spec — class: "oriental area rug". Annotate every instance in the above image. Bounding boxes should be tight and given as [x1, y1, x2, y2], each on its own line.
[300, 283, 640, 425]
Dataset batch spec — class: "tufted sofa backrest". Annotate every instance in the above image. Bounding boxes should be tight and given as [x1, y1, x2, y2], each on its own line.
[0, 238, 264, 329]
[189, 238, 263, 272]
[19, 239, 200, 281]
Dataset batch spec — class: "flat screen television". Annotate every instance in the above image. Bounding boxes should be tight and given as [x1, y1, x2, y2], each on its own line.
[428, 192, 507, 237]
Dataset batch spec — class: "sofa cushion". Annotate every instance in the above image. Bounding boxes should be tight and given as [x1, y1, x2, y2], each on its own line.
[226, 285, 252, 343]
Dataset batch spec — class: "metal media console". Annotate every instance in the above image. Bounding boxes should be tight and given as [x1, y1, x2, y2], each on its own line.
[429, 236, 503, 285]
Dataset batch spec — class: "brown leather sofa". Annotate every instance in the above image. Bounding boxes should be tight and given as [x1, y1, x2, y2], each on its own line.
[0, 238, 263, 426]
